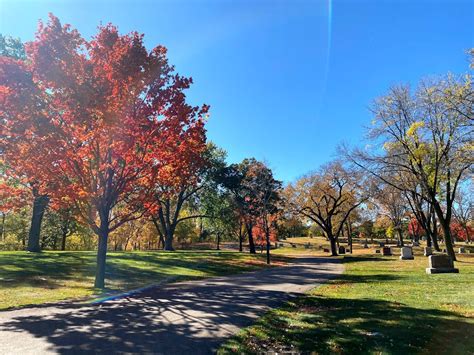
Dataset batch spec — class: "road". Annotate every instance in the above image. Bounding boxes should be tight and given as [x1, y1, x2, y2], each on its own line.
[0, 257, 343, 354]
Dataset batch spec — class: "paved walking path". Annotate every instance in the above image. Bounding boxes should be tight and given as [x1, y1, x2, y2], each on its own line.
[0, 257, 343, 354]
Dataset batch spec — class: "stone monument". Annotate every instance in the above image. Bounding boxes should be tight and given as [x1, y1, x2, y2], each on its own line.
[426, 255, 459, 274]
[400, 246, 414, 260]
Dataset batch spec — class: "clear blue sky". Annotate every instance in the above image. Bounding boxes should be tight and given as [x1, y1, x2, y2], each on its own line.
[1, 0, 473, 182]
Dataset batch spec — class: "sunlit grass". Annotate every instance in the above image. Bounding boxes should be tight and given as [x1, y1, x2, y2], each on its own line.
[220, 253, 474, 354]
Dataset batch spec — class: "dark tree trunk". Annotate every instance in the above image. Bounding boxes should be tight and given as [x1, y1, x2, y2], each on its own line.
[246, 223, 256, 254]
[432, 202, 456, 260]
[94, 218, 109, 289]
[265, 230, 270, 265]
[238, 223, 243, 252]
[216, 233, 221, 250]
[0, 212, 5, 241]
[397, 229, 404, 247]
[346, 222, 353, 254]
[426, 231, 432, 248]
[163, 228, 175, 251]
[27, 194, 49, 252]
[61, 232, 67, 251]
[440, 220, 456, 261]
[432, 224, 440, 251]
[329, 234, 338, 256]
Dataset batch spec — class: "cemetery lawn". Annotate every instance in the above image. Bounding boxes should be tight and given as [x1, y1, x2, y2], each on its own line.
[220, 253, 474, 354]
[0, 250, 288, 310]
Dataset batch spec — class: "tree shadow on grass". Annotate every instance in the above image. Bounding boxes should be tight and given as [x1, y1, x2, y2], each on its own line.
[0, 250, 269, 291]
[223, 296, 474, 354]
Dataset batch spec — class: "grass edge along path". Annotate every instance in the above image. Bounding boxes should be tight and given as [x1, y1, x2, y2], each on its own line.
[219, 254, 474, 354]
[0, 250, 290, 311]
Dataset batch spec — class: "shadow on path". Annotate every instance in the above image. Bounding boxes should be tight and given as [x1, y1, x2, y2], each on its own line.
[0, 257, 343, 354]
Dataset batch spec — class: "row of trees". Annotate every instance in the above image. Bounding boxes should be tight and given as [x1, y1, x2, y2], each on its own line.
[284, 51, 473, 260]
[1, 15, 472, 288]
[0, 16, 285, 287]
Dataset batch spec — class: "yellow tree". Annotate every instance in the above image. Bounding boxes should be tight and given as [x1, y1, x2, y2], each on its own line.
[286, 161, 368, 256]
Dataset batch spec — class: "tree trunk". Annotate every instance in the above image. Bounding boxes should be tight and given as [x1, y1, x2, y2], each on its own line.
[27, 194, 49, 252]
[346, 222, 353, 254]
[397, 229, 404, 247]
[247, 223, 256, 254]
[432, 202, 456, 260]
[426, 231, 432, 247]
[238, 224, 243, 252]
[163, 228, 175, 251]
[439, 220, 456, 261]
[94, 219, 109, 289]
[216, 233, 221, 250]
[329, 234, 338, 256]
[266, 230, 270, 265]
[1, 212, 5, 241]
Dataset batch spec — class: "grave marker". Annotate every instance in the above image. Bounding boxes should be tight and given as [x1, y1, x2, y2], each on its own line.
[426, 255, 459, 274]
[400, 246, 414, 260]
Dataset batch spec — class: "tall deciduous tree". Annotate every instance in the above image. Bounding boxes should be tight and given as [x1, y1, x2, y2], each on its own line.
[0, 34, 50, 253]
[348, 75, 472, 260]
[151, 143, 223, 251]
[286, 162, 368, 256]
[0, 14, 207, 287]
[220, 159, 281, 255]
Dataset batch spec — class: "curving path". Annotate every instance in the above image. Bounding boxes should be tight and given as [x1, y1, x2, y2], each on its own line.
[0, 257, 343, 354]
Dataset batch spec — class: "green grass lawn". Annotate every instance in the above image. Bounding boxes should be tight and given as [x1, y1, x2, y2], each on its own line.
[220, 253, 474, 354]
[0, 250, 287, 310]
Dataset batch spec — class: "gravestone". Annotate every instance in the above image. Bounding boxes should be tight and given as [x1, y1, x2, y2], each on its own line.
[338, 246, 346, 254]
[412, 241, 420, 247]
[424, 247, 432, 257]
[400, 246, 414, 260]
[291, 244, 296, 248]
[323, 248, 330, 253]
[375, 249, 381, 254]
[363, 241, 369, 249]
[304, 243, 310, 249]
[382, 247, 392, 256]
[379, 242, 385, 247]
[426, 255, 459, 274]
[458, 247, 466, 254]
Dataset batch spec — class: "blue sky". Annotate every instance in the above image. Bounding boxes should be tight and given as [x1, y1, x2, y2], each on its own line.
[1, 0, 473, 182]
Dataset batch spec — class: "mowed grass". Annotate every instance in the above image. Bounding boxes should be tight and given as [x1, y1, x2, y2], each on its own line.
[0, 250, 288, 310]
[220, 252, 474, 354]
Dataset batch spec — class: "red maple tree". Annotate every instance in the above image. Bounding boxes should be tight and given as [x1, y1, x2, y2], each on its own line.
[0, 14, 208, 287]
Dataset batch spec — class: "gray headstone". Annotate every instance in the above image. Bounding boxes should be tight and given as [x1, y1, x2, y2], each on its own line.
[400, 246, 414, 260]
[458, 247, 466, 254]
[382, 247, 392, 256]
[426, 255, 459, 274]
[338, 246, 346, 255]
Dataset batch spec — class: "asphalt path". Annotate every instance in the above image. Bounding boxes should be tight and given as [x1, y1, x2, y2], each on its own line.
[0, 256, 343, 354]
